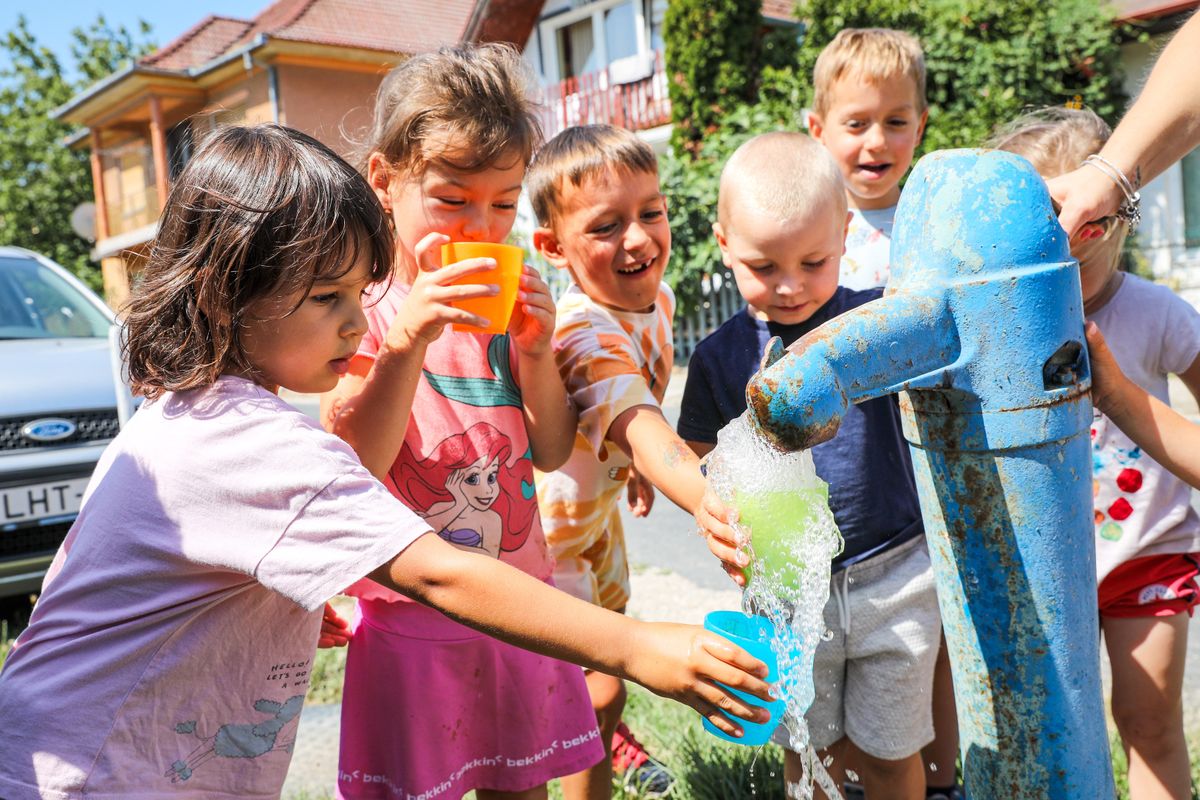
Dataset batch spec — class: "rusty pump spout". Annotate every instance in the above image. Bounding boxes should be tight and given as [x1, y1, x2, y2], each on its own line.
[748, 150, 1112, 798]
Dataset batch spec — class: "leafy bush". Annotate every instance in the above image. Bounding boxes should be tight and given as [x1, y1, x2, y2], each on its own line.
[664, 0, 775, 156]
[661, 90, 802, 315]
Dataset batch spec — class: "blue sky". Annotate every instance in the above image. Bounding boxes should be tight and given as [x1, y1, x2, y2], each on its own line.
[3, 1, 265, 74]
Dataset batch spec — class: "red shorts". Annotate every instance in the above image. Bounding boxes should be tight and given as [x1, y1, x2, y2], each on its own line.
[1098, 552, 1200, 618]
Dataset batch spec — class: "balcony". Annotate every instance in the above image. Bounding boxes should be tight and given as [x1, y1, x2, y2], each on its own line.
[538, 50, 671, 140]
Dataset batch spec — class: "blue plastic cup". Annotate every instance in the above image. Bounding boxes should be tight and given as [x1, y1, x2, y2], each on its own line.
[701, 610, 787, 746]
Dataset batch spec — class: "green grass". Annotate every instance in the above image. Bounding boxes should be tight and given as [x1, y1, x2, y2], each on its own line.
[305, 645, 348, 705]
[1109, 729, 1200, 800]
[0, 621, 12, 670]
[556, 685, 788, 800]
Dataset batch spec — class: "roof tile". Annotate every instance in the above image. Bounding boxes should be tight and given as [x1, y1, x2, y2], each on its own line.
[761, 0, 798, 22]
[140, 0, 478, 72]
[141, 16, 254, 70]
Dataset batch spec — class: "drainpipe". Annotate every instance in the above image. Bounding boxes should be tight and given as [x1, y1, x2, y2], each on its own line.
[267, 63, 280, 124]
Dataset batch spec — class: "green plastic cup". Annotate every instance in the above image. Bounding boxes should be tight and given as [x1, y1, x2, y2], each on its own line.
[736, 487, 830, 593]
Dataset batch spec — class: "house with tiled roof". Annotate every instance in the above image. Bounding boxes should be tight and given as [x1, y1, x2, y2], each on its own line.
[56, 0, 545, 306]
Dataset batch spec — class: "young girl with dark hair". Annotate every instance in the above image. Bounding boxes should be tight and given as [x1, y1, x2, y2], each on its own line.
[0, 124, 772, 800]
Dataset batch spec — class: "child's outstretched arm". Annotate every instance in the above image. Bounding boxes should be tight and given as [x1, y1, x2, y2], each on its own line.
[373, 532, 774, 736]
[608, 406, 706, 513]
[508, 264, 578, 471]
[322, 233, 498, 477]
[1088, 322, 1200, 489]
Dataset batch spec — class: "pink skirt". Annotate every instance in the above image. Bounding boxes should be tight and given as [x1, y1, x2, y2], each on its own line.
[336, 598, 604, 799]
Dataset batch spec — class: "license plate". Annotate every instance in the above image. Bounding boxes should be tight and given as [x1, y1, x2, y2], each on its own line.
[2, 477, 90, 525]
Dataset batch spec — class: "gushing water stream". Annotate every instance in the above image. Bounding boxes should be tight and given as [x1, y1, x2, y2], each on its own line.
[705, 412, 844, 800]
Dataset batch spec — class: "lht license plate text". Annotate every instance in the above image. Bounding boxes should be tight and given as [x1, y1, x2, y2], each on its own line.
[2, 477, 89, 524]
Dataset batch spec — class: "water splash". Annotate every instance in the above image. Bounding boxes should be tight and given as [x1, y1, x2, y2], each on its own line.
[706, 412, 844, 798]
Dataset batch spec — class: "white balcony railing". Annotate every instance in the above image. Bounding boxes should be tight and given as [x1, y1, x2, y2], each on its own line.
[538, 50, 671, 140]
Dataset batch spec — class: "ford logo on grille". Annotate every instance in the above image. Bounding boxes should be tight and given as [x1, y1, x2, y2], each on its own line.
[22, 418, 77, 443]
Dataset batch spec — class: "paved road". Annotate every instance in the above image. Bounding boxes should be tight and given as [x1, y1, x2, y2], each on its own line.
[279, 373, 1200, 798]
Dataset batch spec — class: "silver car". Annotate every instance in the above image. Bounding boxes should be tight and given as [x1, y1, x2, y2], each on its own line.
[0, 247, 126, 597]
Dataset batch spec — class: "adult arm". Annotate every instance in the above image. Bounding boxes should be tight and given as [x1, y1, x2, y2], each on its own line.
[371, 532, 773, 734]
[1050, 12, 1200, 237]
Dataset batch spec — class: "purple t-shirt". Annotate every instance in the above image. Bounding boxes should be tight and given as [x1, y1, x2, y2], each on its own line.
[0, 377, 427, 799]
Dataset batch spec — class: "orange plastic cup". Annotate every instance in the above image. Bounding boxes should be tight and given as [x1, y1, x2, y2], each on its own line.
[440, 242, 524, 334]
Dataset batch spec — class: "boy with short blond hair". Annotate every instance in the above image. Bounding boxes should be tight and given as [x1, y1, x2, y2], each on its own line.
[807, 28, 928, 291]
[530, 123, 705, 799]
[810, 31, 960, 798]
[683, 131, 942, 800]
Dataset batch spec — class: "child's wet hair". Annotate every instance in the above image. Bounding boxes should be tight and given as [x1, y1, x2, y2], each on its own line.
[526, 124, 659, 227]
[812, 28, 927, 117]
[124, 124, 393, 398]
[361, 43, 543, 175]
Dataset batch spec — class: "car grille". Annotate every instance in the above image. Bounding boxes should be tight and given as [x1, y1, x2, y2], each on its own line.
[0, 520, 71, 559]
[0, 409, 119, 452]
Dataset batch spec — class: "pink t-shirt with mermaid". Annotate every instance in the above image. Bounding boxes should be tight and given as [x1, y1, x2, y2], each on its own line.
[335, 282, 600, 800]
[345, 284, 552, 604]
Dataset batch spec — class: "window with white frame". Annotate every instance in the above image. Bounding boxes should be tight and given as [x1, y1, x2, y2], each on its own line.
[538, 0, 653, 84]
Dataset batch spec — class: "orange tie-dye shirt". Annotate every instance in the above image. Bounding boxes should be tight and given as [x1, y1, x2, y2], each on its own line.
[536, 282, 675, 610]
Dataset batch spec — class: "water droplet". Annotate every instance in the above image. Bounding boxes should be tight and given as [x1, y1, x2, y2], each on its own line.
[846, 769, 860, 782]
[930, 763, 939, 772]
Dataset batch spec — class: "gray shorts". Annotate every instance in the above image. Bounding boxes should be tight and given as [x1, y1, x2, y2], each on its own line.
[775, 534, 941, 760]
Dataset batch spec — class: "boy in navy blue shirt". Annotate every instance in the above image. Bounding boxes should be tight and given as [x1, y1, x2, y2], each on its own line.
[682, 132, 939, 800]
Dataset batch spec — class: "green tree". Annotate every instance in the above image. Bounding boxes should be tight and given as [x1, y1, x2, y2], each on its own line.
[661, 96, 801, 315]
[0, 16, 154, 290]
[661, 1, 804, 317]
[664, 0, 770, 156]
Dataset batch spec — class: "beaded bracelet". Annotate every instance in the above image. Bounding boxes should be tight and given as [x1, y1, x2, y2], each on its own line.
[1081, 154, 1141, 231]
